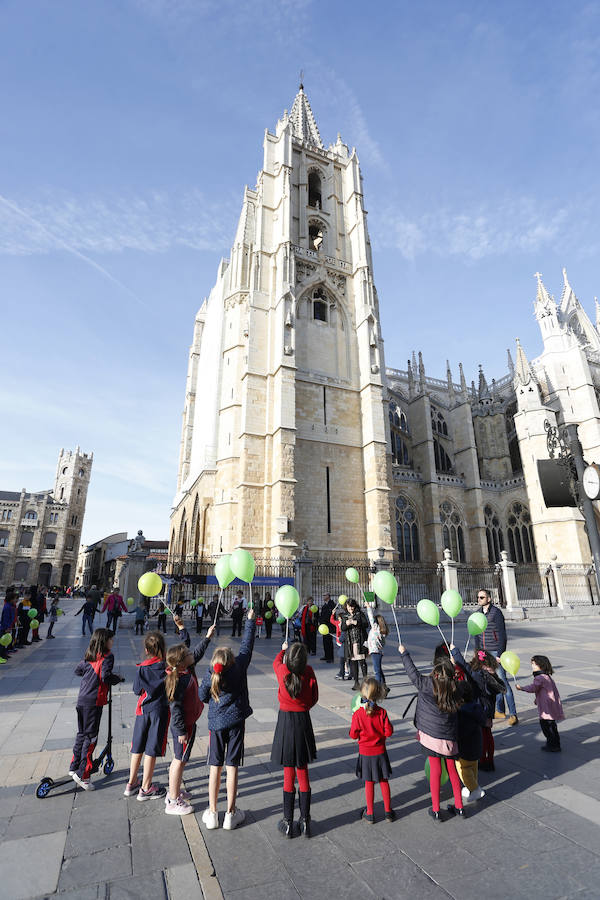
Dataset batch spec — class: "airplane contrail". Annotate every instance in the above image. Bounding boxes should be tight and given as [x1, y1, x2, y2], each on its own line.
[0, 193, 148, 308]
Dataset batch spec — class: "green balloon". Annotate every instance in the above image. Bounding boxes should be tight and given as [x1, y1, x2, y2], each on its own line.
[0, 634, 11, 647]
[500, 650, 520, 677]
[276, 615, 285, 625]
[309, 604, 318, 614]
[338, 595, 347, 605]
[441, 589, 463, 619]
[425, 758, 448, 785]
[57, 609, 63, 616]
[30, 620, 39, 629]
[318, 624, 329, 636]
[215, 555, 235, 589]
[230, 548, 255, 584]
[351, 692, 362, 713]
[190, 599, 198, 608]
[373, 570, 398, 605]
[467, 612, 487, 636]
[138, 572, 162, 597]
[265, 611, 272, 619]
[127, 598, 134, 607]
[28, 608, 38, 619]
[267, 600, 274, 608]
[274, 584, 300, 620]
[417, 598, 439, 627]
[345, 567, 360, 584]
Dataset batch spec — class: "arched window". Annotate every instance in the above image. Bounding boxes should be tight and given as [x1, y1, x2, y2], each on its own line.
[389, 403, 411, 465]
[506, 502, 536, 563]
[312, 287, 328, 322]
[308, 171, 322, 209]
[484, 505, 504, 563]
[181, 521, 188, 558]
[308, 221, 324, 252]
[504, 401, 522, 474]
[395, 496, 420, 561]
[24, 511, 37, 520]
[440, 500, 466, 562]
[434, 439, 453, 474]
[431, 410, 448, 436]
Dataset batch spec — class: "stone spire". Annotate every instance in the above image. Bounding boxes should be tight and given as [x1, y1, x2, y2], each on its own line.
[507, 347, 515, 376]
[478, 364, 490, 400]
[559, 266, 578, 314]
[533, 271, 556, 320]
[418, 351, 426, 392]
[595, 297, 600, 331]
[446, 360, 455, 404]
[289, 83, 323, 149]
[458, 362, 468, 400]
[407, 358, 414, 398]
[514, 337, 535, 386]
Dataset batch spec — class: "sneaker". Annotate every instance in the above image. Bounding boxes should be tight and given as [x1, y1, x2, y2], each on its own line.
[334, 674, 344, 680]
[508, 715, 519, 726]
[137, 784, 166, 801]
[469, 786, 486, 801]
[165, 789, 192, 803]
[72, 773, 94, 790]
[124, 780, 140, 797]
[461, 786, 471, 802]
[165, 796, 193, 816]
[223, 808, 245, 830]
[202, 808, 219, 829]
[494, 711, 507, 720]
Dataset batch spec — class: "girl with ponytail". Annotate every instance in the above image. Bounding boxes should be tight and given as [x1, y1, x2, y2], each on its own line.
[164, 622, 216, 816]
[270, 639, 318, 838]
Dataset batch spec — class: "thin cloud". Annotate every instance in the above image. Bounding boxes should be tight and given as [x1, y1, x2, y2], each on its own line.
[319, 72, 389, 173]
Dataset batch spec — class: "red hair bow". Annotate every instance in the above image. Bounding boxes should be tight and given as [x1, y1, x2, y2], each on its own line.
[477, 651, 486, 661]
[213, 663, 224, 674]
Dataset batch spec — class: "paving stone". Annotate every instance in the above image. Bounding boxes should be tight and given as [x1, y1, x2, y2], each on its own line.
[48, 885, 105, 900]
[352, 854, 448, 899]
[108, 871, 168, 899]
[0, 830, 66, 900]
[64, 795, 130, 857]
[225, 878, 301, 900]
[131, 813, 192, 875]
[59, 845, 132, 891]
[5, 804, 73, 840]
[164, 863, 204, 900]
[202, 821, 283, 893]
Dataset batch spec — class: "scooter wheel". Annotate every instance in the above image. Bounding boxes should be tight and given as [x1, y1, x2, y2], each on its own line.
[104, 759, 114, 775]
[36, 778, 54, 799]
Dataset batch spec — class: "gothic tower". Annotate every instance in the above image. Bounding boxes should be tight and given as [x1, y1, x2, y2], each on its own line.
[171, 86, 393, 560]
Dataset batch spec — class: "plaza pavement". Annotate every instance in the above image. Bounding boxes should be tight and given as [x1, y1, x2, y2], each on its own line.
[0, 601, 599, 900]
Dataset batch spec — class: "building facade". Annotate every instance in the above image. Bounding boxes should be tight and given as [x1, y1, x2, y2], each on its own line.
[170, 89, 598, 569]
[0, 447, 92, 587]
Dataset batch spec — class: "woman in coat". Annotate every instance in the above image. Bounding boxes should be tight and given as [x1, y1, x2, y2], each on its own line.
[340, 598, 369, 690]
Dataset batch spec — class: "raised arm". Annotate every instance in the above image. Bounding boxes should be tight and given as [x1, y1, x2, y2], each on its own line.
[399, 649, 428, 692]
[237, 614, 256, 670]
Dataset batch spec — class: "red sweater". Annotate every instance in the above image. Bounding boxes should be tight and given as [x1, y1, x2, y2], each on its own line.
[349, 704, 393, 756]
[273, 650, 318, 712]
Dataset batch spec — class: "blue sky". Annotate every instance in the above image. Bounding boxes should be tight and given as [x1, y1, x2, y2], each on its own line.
[2, 0, 600, 544]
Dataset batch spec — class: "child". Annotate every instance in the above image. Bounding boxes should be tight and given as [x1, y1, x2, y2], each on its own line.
[195, 601, 205, 635]
[46, 598, 59, 639]
[399, 641, 464, 820]
[164, 623, 216, 815]
[350, 676, 394, 824]
[71, 628, 123, 790]
[455, 679, 487, 802]
[198, 608, 256, 830]
[133, 603, 146, 635]
[124, 631, 168, 800]
[271, 641, 318, 837]
[468, 650, 506, 771]
[331, 606, 347, 680]
[365, 604, 390, 695]
[154, 601, 167, 634]
[517, 655, 564, 752]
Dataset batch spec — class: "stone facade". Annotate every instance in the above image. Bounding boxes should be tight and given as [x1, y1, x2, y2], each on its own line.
[0, 447, 92, 587]
[169, 91, 599, 568]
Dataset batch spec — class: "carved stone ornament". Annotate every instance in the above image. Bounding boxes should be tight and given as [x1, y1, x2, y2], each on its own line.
[284, 344, 294, 355]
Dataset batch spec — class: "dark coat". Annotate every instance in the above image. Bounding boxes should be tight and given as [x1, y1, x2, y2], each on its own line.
[198, 618, 255, 730]
[451, 647, 506, 718]
[340, 608, 369, 660]
[400, 649, 458, 742]
[474, 603, 507, 655]
[457, 699, 487, 761]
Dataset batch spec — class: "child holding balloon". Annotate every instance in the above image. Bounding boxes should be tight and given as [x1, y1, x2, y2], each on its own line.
[271, 640, 318, 837]
[516, 655, 564, 752]
[365, 603, 390, 696]
[398, 642, 465, 820]
[467, 650, 506, 771]
[350, 676, 394, 823]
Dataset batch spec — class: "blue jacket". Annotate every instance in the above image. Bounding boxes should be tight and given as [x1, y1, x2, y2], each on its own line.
[474, 603, 507, 655]
[133, 657, 167, 715]
[401, 649, 458, 742]
[198, 618, 256, 731]
[1, 601, 17, 632]
[75, 653, 120, 707]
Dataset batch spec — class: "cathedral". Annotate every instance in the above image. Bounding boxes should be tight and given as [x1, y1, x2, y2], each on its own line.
[170, 87, 599, 568]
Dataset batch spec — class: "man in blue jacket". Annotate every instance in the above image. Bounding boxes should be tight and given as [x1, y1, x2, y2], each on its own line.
[474, 589, 518, 726]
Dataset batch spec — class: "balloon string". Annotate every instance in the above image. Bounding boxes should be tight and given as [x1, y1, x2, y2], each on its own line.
[464, 636, 470, 657]
[391, 605, 402, 646]
[212, 588, 223, 626]
[436, 624, 450, 654]
[451, 617, 455, 646]
[285, 618, 289, 643]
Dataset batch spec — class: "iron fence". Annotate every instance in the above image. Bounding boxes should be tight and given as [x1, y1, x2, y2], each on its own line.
[392, 562, 443, 607]
[514, 563, 555, 607]
[558, 564, 597, 606]
[311, 560, 372, 604]
[457, 564, 504, 608]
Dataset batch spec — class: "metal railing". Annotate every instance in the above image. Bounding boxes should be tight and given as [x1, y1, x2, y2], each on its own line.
[558, 564, 597, 606]
[457, 564, 503, 608]
[392, 562, 443, 607]
[514, 564, 555, 607]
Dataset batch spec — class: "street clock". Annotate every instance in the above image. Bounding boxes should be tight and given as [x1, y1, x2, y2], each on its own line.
[582, 464, 600, 500]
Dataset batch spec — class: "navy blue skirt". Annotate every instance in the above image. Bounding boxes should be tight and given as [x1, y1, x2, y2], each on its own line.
[355, 751, 392, 782]
[271, 710, 317, 767]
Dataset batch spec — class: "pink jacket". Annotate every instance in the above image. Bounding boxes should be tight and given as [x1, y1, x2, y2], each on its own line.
[102, 593, 127, 614]
[521, 673, 565, 721]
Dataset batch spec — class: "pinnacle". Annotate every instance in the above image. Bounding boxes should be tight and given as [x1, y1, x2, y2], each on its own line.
[289, 85, 323, 148]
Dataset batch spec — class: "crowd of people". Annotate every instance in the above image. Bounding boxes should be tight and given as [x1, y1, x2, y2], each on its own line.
[63, 584, 564, 833]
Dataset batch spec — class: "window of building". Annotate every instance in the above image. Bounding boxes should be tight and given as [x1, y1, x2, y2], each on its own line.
[504, 401, 522, 474]
[484, 504, 505, 563]
[0, 530, 8, 547]
[44, 531, 57, 550]
[66, 534, 75, 551]
[434, 438, 453, 474]
[395, 496, 420, 561]
[1, 509, 11, 521]
[14, 561, 29, 580]
[312, 287, 328, 322]
[308, 171, 322, 209]
[389, 403, 411, 465]
[60, 487, 64, 500]
[19, 530, 34, 548]
[70, 514, 78, 526]
[24, 511, 37, 520]
[507, 502, 536, 563]
[0, 561, 4, 580]
[440, 500, 466, 562]
[308, 222, 324, 252]
[79, 468, 85, 476]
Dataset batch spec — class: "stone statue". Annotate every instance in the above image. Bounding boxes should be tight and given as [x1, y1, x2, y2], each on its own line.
[129, 530, 146, 554]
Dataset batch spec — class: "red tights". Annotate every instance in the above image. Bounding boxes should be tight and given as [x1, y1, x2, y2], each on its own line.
[365, 780, 391, 814]
[480, 727, 494, 764]
[283, 766, 310, 792]
[428, 757, 463, 813]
